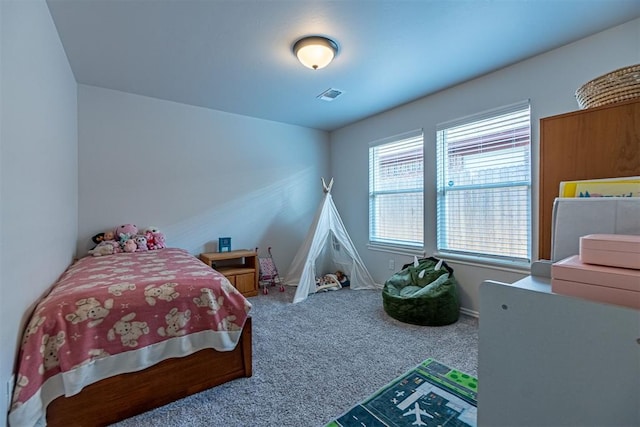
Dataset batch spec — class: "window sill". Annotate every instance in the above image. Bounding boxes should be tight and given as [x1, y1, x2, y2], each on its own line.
[433, 252, 531, 275]
[368, 243, 425, 257]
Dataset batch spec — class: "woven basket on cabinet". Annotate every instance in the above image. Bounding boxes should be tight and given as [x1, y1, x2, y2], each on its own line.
[575, 64, 640, 109]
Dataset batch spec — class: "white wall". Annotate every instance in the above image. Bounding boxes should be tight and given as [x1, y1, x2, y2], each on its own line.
[0, 1, 78, 424]
[77, 85, 330, 269]
[330, 18, 640, 313]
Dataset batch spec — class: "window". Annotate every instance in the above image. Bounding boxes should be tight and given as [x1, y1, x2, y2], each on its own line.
[369, 130, 424, 251]
[436, 101, 531, 264]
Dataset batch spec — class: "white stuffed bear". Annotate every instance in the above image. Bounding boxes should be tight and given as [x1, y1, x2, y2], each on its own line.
[107, 313, 149, 347]
[144, 283, 179, 306]
[39, 331, 66, 374]
[89, 241, 114, 257]
[65, 297, 114, 327]
[193, 289, 225, 315]
[157, 308, 191, 337]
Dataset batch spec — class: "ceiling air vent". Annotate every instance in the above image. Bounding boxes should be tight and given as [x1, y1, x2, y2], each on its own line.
[317, 88, 344, 101]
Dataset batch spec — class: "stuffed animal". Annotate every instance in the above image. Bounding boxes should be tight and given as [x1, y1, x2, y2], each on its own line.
[103, 230, 115, 241]
[144, 227, 163, 250]
[88, 241, 114, 257]
[118, 234, 131, 248]
[135, 236, 148, 252]
[106, 240, 122, 254]
[114, 224, 138, 243]
[152, 231, 166, 249]
[336, 270, 350, 287]
[144, 231, 155, 249]
[316, 274, 341, 292]
[123, 239, 137, 253]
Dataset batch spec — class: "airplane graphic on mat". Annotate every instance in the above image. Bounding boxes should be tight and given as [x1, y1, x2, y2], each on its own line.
[403, 402, 433, 426]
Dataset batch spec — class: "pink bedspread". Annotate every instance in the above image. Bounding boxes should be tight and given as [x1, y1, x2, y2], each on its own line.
[9, 248, 252, 427]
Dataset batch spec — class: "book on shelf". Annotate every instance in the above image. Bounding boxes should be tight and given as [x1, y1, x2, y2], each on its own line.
[559, 176, 640, 198]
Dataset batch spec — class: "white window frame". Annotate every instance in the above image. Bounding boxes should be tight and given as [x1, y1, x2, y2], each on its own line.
[436, 101, 531, 267]
[368, 129, 425, 256]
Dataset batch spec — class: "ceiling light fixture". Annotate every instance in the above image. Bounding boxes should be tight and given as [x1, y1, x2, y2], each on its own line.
[293, 36, 338, 70]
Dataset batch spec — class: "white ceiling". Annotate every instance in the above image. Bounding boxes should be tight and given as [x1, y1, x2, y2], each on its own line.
[46, 0, 640, 131]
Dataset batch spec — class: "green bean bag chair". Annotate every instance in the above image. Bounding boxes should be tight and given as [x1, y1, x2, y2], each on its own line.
[382, 257, 460, 326]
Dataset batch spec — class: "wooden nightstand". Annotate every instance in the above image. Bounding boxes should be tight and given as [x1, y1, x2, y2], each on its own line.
[200, 250, 259, 297]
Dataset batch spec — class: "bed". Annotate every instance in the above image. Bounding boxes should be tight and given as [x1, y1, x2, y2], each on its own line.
[8, 248, 253, 427]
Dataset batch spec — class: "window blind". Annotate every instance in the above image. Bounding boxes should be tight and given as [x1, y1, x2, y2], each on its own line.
[369, 130, 424, 249]
[436, 101, 531, 263]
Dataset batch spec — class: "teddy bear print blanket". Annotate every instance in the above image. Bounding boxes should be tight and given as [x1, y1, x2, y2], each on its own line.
[9, 248, 252, 427]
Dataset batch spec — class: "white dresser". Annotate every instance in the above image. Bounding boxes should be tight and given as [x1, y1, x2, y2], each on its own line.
[478, 273, 640, 426]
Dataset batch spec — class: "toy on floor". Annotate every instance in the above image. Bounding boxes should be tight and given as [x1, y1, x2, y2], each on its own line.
[315, 273, 342, 292]
[335, 270, 350, 287]
[256, 247, 284, 294]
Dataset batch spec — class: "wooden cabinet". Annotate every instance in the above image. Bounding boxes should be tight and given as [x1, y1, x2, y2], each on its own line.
[199, 250, 259, 297]
[538, 99, 640, 260]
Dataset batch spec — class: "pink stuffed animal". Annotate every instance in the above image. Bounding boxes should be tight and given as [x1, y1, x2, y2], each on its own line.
[123, 239, 137, 253]
[152, 232, 166, 249]
[107, 240, 122, 254]
[114, 224, 138, 243]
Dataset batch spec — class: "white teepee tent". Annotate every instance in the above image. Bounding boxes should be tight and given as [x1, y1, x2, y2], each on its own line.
[284, 178, 380, 303]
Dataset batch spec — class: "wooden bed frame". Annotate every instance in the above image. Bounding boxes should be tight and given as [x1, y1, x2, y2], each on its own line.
[46, 317, 252, 427]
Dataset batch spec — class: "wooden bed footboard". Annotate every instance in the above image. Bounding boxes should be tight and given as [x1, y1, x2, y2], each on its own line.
[46, 317, 252, 427]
